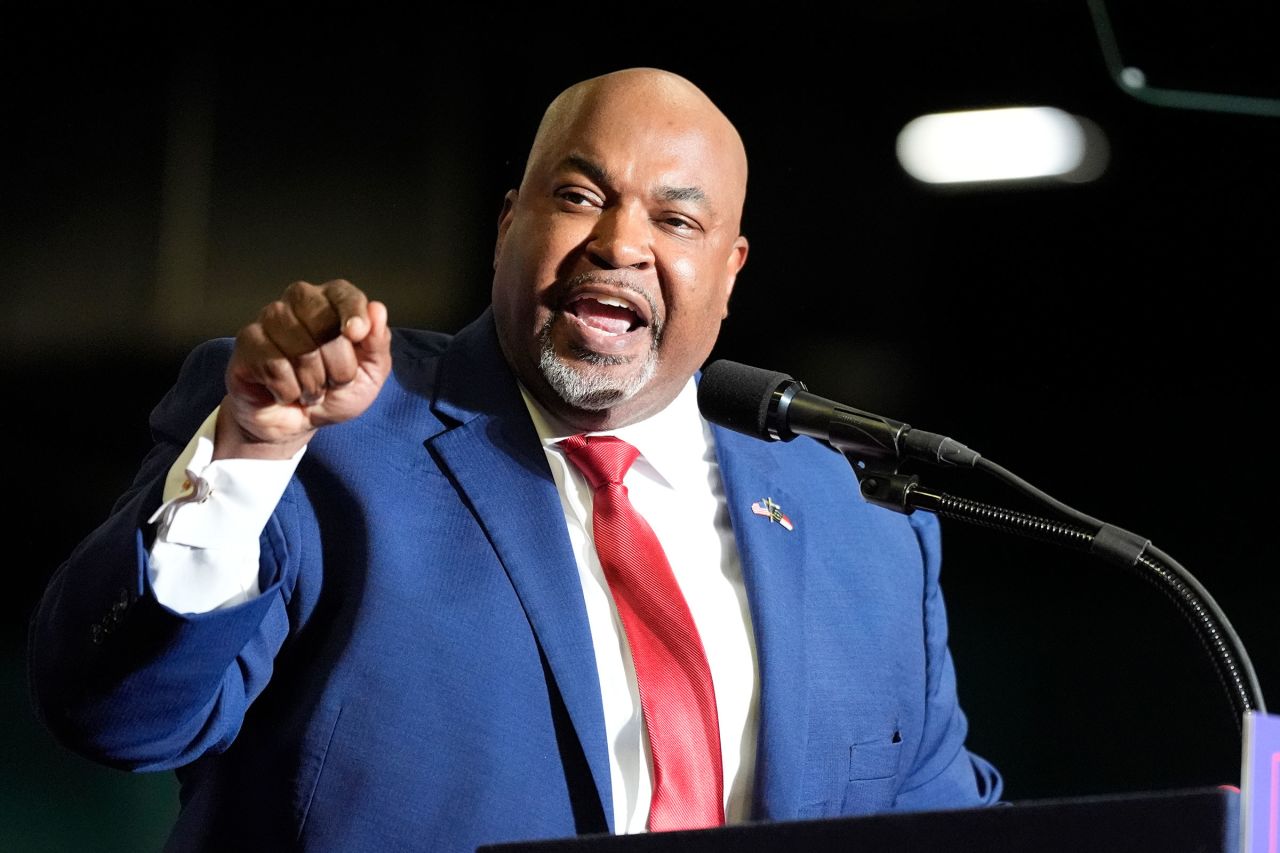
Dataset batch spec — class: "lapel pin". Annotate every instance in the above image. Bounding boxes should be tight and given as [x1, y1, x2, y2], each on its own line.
[751, 497, 794, 531]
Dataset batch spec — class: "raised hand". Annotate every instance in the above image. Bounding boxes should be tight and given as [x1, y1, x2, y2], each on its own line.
[216, 279, 392, 460]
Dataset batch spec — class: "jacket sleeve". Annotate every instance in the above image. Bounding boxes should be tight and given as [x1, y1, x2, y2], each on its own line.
[893, 509, 1003, 811]
[28, 339, 301, 771]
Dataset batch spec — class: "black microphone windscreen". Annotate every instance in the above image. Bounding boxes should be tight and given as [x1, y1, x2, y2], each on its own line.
[698, 360, 794, 440]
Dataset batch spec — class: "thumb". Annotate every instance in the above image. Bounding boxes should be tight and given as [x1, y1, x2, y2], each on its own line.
[358, 300, 392, 376]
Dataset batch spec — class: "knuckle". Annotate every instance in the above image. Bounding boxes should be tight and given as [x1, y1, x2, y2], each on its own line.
[260, 300, 291, 325]
[283, 280, 324, 312]
[258, 357, 294, 386]
[232, 323, 268, 357]
[326, 279, 365, 308]
[319, 339, 358, 385]
[294, 349, 323, 370]
[327, 363, 357, 386]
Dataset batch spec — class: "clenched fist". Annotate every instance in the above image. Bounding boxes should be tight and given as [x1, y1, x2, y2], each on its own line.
[215, 279, 392, 460]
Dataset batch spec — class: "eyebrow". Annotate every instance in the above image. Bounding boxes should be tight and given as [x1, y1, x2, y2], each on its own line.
[561, 153, 710, 208]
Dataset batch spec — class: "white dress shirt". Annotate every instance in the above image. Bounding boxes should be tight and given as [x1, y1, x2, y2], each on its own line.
[521, 379, 759, 832]
[148, 379, 759, 832]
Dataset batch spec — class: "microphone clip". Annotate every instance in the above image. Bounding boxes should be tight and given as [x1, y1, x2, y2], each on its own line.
[848, 454, 922, 515]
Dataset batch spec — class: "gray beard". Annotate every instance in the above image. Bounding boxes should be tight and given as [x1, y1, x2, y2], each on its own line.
[537, 316, 658, 411]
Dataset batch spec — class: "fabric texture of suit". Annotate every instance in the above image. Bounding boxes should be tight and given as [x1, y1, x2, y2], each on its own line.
[30, 309, 1001, 852]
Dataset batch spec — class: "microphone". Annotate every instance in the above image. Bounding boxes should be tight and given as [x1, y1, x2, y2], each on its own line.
[698, 359, 980, 468]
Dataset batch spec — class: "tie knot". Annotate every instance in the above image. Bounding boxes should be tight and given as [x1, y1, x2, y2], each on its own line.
[560, 434, 640, 490]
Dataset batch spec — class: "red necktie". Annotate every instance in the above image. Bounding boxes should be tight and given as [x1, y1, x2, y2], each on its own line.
[560, 434, 725, 832]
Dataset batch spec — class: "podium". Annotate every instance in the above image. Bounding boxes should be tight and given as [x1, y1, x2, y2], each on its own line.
[478, 787, 1238, 853]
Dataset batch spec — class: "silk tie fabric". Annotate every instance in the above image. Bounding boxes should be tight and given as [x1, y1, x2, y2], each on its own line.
[560, 434, 725, 832]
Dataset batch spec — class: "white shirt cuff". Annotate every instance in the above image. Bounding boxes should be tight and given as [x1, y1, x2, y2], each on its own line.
[147, 407, 306, 613]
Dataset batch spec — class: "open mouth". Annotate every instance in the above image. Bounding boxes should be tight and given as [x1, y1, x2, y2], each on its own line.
[564, 294, 648, 337]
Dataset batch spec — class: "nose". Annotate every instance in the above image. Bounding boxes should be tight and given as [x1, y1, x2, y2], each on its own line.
[585, 202, 654, 270]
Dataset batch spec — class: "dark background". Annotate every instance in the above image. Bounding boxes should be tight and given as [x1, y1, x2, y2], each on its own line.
[4, 3, 1277, 849]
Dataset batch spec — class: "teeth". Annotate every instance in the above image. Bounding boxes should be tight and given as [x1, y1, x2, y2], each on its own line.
[595, 296, 633, 311]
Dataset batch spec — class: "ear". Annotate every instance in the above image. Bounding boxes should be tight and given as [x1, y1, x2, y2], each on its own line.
[493, 190, 519, 270]
[720, 235, 750, 318]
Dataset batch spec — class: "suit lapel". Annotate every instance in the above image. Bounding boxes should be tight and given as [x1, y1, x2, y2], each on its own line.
[426, 311, 614, 829]
[712, 426, 811, 822]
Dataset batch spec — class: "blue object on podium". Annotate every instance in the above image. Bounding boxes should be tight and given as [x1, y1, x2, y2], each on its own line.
[478, 787, 1239, 853]
[1242, 711, 1280, 852]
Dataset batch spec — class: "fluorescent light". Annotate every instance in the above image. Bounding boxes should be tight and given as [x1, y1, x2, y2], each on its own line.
[896, 107, 1106, 185]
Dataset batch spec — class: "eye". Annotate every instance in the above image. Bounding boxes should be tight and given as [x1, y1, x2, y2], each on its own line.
[556, 188, 602, 208]
[659, 214, 701, 234]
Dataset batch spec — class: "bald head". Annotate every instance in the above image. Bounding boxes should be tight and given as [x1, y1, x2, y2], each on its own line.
[522, 68, 748, 232]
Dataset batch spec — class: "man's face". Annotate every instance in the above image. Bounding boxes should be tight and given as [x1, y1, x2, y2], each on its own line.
[491, 75, 749, 430]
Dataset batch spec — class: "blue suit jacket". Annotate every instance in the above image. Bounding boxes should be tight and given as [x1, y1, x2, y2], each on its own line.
[30, 310, 1000, 852]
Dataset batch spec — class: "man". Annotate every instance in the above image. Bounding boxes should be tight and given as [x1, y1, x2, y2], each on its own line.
[30, 68, 1000, 852]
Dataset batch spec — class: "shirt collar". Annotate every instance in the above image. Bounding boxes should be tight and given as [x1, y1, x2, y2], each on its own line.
[519, 378, 712, 492]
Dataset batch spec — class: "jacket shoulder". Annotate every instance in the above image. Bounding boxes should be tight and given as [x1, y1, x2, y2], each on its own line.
[391, 326, 453, 359]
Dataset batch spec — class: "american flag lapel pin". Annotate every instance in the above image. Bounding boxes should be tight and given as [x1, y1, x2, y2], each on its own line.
[751, 497, 794, 531]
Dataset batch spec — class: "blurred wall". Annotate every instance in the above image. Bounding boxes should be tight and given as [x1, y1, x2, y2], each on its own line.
[5, 5, 1278, 850]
